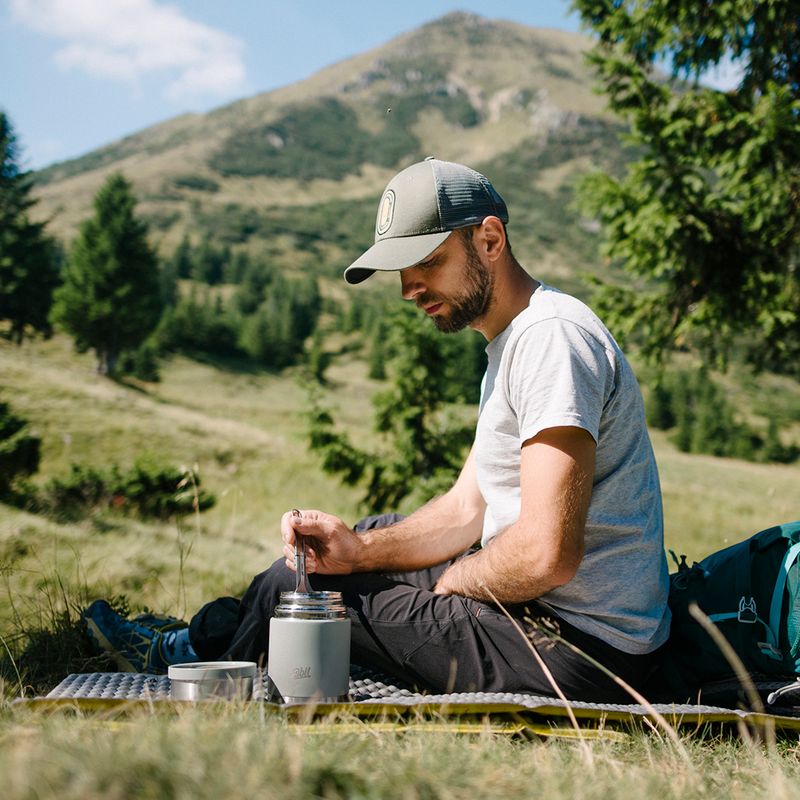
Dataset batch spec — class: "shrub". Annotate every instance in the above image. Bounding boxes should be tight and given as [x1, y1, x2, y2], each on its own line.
[0, 401, 41, 497]
[155, 290, 242, 359]
[210, 98, 375, 181]
[189, 197, 375, 274]
[40, 460, 215, 521]
[118, 338, 161, 382]
[237, 273, 321, 369]
[171, 174, 219, 192]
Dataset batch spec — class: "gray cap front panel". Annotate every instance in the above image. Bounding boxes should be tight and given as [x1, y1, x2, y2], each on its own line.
[375, 161, 440, 242]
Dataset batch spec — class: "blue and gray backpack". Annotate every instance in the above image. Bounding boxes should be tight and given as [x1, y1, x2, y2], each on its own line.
[666, 520, 800, 696]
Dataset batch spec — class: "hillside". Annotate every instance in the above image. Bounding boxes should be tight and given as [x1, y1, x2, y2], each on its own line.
[2, 334, 799, 636]
[29, 12, 626, 291]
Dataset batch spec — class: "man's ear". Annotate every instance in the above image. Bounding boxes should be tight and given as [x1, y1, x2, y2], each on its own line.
[476, 216, 506, 262]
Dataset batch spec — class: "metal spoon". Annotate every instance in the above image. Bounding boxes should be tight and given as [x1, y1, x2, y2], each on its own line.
[291, 508, 309, 594]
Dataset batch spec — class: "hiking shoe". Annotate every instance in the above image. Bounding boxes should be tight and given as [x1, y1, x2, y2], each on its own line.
[84, 599, 185, 674]
[131, 610, 188, 633]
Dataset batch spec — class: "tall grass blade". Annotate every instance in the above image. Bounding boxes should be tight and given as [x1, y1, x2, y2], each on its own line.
[521, 613, 693, 765]
[687, 602, 777, 752]
[482, 586, 594, 764]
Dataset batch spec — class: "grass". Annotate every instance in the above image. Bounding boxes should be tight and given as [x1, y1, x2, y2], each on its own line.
[2, 707, 800, 800]
[0, 335, 373, 673]
[654, 428, 800, 558]
[2, 333, 800, 676]
[2, 331, 800, 798]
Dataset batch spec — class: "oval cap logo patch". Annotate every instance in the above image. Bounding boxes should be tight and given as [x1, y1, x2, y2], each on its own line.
[376, 189, 395, 236]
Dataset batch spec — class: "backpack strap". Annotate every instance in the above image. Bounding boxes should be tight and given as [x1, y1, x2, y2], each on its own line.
[707, 608, 779, 656]
[768, 525, 800, 659]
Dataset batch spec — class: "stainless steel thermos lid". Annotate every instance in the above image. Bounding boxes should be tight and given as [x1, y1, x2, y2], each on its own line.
[274, 590, 347, 619]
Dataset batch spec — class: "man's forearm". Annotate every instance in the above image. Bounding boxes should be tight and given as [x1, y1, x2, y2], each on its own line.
[285, 445, 485, 577]
[433, 520, 581, 604]
[354, 489, 483, 573]
[435, 427, 593, 604]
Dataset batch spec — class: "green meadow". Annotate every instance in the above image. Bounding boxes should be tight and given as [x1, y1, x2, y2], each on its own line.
[3, 334, 798, 627]
[2, 334, 800, 799]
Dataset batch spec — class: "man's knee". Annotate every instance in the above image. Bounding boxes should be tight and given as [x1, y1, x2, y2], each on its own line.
[189, 596, 240, 660]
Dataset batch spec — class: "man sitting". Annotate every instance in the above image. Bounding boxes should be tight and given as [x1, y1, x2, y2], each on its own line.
[86, 158, 670, 701]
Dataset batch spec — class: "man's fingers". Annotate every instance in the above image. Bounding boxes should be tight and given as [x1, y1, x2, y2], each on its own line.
[281, 508, 316, 544]
[283, 526, 319, 573]
[281, 510, 298, 547]
[280, 508, 340, 575]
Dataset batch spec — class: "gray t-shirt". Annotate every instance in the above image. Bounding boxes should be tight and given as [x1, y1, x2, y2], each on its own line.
[475, 283, 670, 654]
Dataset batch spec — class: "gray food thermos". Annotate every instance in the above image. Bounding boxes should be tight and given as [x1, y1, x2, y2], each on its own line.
[267, 590, 351, 703]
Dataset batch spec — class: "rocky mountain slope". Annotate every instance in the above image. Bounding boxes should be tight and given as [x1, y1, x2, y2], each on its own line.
[31, 12, 626, 286]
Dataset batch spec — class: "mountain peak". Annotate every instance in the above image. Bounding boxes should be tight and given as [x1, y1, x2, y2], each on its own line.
[433, 9, 485, 22]
[32, 13, 609, 267]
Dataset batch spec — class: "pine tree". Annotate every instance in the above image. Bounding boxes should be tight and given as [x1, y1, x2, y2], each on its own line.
[51, 173, 163, 375]
[367, 320, 387, 380]
[574, 1, 800, 370]
[225, 249, 251, 284]
[670, 372, 694, 454]
[156, 287, 240, 359]
[308, 305, 473, 511]
[238, 274, 321, 369]
[645, 380, 675, 431]
[191, 237, 226, 285]
[441, 329, 487, 404]
[235, 255, 274, 315]
[170, 234, 193, 279]
[306, 328, 330, 384]
[0, 111, 60, 343]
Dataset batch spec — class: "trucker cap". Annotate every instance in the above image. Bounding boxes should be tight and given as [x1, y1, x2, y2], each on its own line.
[343, 157, 509, 285]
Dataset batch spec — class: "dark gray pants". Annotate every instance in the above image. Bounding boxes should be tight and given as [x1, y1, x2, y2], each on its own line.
[190, 515, 656, 702]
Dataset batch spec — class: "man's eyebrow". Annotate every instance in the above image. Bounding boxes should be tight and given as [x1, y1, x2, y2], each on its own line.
[416, 253, 441, 268]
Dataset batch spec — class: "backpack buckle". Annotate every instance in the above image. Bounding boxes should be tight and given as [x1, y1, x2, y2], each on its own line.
[738, 596, 758, 623]
[758, 642, 783, 660]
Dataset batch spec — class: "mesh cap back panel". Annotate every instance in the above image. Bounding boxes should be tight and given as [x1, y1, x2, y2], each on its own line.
[434, 161, 508, 229]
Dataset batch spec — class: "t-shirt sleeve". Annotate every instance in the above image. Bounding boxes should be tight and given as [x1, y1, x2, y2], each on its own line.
[506, 318, 615, 445]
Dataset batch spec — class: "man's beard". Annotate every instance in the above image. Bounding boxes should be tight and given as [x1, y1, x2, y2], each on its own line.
[424, 239, 493, 333]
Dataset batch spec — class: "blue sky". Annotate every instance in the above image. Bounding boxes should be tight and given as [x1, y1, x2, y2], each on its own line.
[1, 0, 585, 170]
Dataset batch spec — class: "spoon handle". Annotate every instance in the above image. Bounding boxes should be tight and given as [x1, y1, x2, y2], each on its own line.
[292, 509, 308, 593]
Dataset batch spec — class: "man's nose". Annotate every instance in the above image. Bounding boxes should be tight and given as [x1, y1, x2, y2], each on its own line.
[400, 267, 425, 301]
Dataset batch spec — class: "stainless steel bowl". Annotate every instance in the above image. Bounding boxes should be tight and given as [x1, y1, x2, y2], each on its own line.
[168, 661, 256, 701]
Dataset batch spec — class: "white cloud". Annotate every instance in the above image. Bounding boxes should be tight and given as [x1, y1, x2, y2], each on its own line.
[10, 0, 247, 101]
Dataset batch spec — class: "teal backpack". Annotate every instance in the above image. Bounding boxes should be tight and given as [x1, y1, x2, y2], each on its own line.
[666, 520, 800, 694]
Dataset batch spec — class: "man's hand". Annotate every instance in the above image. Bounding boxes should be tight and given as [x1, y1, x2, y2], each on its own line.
[281, 510, 363, 575]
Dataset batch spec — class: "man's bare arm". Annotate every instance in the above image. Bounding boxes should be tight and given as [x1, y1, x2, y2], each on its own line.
[432, 426, 595, 604]
[281, 445, 486, 574]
